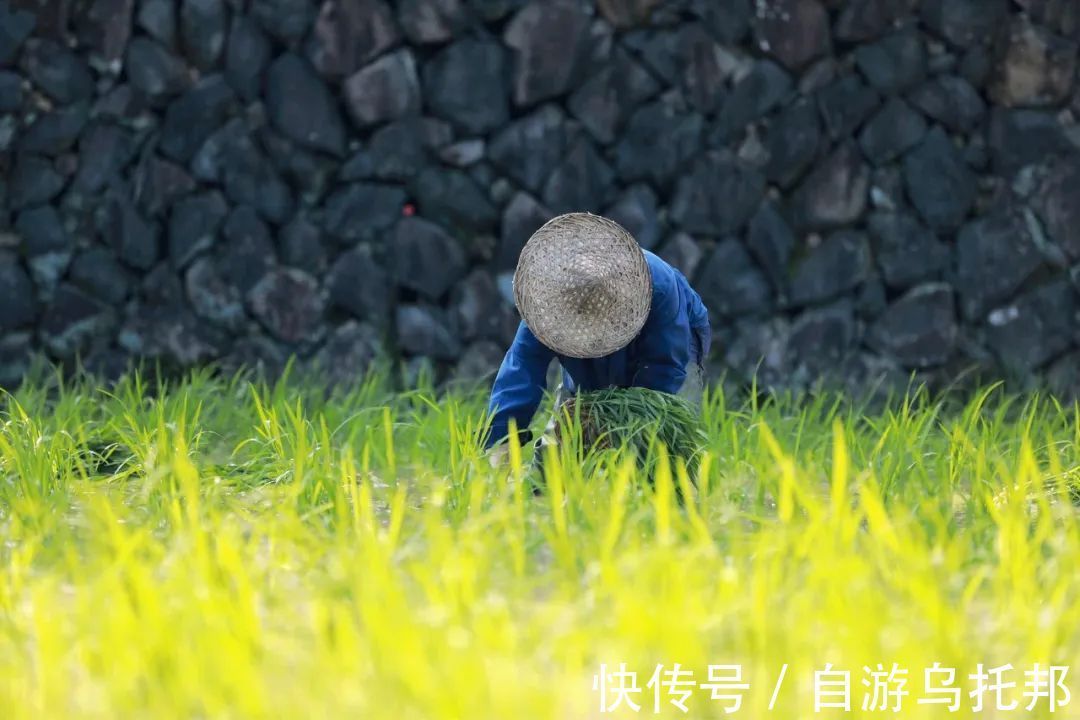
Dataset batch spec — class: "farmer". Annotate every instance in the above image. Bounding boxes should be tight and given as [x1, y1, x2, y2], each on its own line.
[483, 211, 712, 463]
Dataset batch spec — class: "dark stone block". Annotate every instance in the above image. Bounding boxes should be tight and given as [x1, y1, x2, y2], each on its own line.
[489, 104, 568, 193]
[614, 100, 704, 189]
[344, 49, 421, 129]
[0, 332, 32, 388]
[567, 47, 660, 144]
[119, 299, 225, 368]
[104, 197, 159, 270]
[308, 0, 399, 77]
[906, 75, 985, 133]
[18, 102, 89, 155]
[921, 0, 1009, 48]
[788, 231, 872, 306]
[792, 142, 870, 230]
[251, 0, 315, 44]
[69, 247, 131, 305]
[247, 267, 324, 344]
[816, 74, 880, 141]
[498, 192, 550, 271]
[0, 70, 21, 111]
[10, 155, 65, 209]
[327, 244, 393, 325]
[423, 39, 509, 134]
[40, 285, 116, 359]
[856, 274, 887, 319]
[604, 184, 660, 249]
[266, 53, 347, 157]
[986, 280, 1077, 371]
[987, 109, 1073, 178]
[747, 201, 795, 292]
[764, 97, 821, 188]
[339, 149, 374, 182]
[92, 84, 141, 119]
[0, 252, 37, 332]
[415, 167, 498, 234]
[450, 269, 518, 344]
[323, 183, 406, 242]
[835, 0, 910, 43]
[221, 132, 295, 226]
[74, 122, 137, 194]
[671, 153, 764, 236]
[221, 206, 276, 294]
[366, 117, 450, 182]
[135, 155, 196, 217]
[955, 209, 1044, 320]
[786, 300, 858, 381]
[278, 215, 327, 275]
[1048, 350, 1080, 401]
[854, 30, 926, 95]
[260, 128, 335, 204]
[159, 75, 235, 164]
[657, 232, 704, 281]
[452, 340, 506, 384]
[74, 0, 134, 62]
[136, 0, 176, 47]
[392, 217, 467, 300]
[1035, 156, 1080, 261]
[714, 60, 793, 141]
[184, 256, 246, 330]
[868, 283, 957, 368]
[167, 191, 228, 268]
[858, 97, 928, 165]
[15, 204, 70, 256]
[0, 0, 36, 66]
[397, 0, 466, 44]
[622, 28, 684, 85]
[21, 38, 94, 104]
[903, 127, 976, 231]
[723, 316, 790, 388]
[225, 16, 271, 101]
[990, 17, 1078, 108]
[868, 212, 950, 289]
[312, 321, 384, 387]
[753, 0, 831, 71]
[396, 304, 460, 359]
[439, 139, 485, 168]
[688, 0, 751, 44]
[189, 117, 245, 183]
[466, 0, 526, 22]
[180, 0, 228, 71]
[542, 136, 616, 215]
[503, 0, 591, 107]
[595, 0, 661, 28]
[676, 23, 729, 115]
[126, 37, 190, 100]
[696, 238, 774, 318]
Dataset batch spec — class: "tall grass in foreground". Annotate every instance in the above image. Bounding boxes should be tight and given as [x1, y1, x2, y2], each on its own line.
[1, 368, 1080, 718]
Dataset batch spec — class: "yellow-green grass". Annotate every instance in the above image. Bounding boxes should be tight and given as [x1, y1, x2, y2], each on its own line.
[2, 366, 1080, 718]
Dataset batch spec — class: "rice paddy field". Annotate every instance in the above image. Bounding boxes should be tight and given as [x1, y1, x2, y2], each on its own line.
[3, 366, 1080, 719]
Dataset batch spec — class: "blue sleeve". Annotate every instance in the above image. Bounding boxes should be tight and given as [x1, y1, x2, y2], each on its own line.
[632, 272, 691, 393]
[483, 321, 554, 449]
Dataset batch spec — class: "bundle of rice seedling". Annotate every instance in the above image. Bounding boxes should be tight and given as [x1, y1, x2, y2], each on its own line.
[551, 386, 707, 478]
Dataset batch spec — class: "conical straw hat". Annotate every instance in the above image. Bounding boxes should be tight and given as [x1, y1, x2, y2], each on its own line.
[513, 212, 652, 359]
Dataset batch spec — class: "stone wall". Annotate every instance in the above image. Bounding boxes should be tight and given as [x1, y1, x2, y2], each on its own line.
[1, 0, 1080, 395]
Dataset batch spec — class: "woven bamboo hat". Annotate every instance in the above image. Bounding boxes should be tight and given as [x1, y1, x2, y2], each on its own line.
[513, 212, 652, 359]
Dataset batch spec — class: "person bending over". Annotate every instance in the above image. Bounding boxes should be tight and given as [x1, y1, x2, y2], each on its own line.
[483, 212, 712, 465]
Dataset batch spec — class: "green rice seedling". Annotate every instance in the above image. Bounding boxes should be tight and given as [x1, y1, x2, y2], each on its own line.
[3, 371, 1080, 718]
[551, 387, 707, 481]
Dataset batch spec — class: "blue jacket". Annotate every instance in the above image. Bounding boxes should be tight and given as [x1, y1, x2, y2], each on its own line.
[483, 250, 711, 449]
